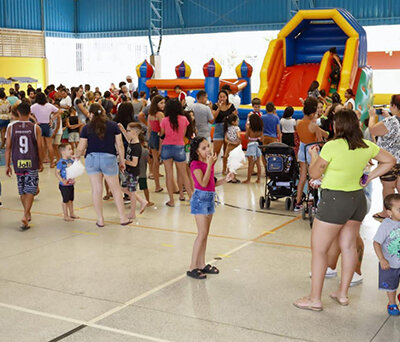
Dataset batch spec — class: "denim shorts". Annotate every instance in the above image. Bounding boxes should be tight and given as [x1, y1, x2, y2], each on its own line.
[190, 189, 216, 215]
[213, 123, 224, 141]
[39, 123, 51, 138]
[85, 152, 119, 176]
[160, 145, 186, 162]
[0, 119, 10, 128]
[149, 131, 160, 150]
[245, 142, 261, 159]
[298, 141, 312, 164]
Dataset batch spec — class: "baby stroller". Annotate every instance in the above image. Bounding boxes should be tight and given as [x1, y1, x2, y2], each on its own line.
[259, 143, 299, 210]
[302, 142, 325, 227]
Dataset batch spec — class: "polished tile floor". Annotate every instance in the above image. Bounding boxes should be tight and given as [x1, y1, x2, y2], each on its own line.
[0, 162, 399, 342]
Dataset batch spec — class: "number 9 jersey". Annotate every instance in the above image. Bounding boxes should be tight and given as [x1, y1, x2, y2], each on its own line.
[9, 121, 39, 173]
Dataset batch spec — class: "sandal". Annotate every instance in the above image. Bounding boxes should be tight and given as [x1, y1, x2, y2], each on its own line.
[19, 224, 31, 231]
[103, 194, 112, 200]
[329, 293, 349, 306]
[165, 202, 174, 207]
[201, 264, 219, 274]
[96, 222, 104, 228]
[387, 304, 400, 316]
[186, 269, 206, 279]
[293, 297, 323, 311]
[155, 188, 163, 193]
[373, 213, 387, 220]
[120, 219, 133, 226]
[230, 178, 241, 184]
[179, 197, 185, 201]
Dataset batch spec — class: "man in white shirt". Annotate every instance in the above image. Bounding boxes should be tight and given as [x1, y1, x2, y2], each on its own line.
[126, 75, 136, 98]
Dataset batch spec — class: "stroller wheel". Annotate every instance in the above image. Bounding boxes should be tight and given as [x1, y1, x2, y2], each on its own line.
[285, 197, 291, 211]
[259, 196, 265, 209]
[266, 197, 271, 209]
[291, 197, 296, 210]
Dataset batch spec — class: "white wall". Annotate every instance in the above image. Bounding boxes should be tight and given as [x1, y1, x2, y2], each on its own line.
[46, 25, 400, 94]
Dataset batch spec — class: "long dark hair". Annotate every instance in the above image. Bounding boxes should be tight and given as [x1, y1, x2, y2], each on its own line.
[164, 98, 183, 132]
[248, 113, 263, 132]
[189, 136, 207, 165]
[224, 113, 238, 133]
[88, 103, 107, 140]
[326, 103, 341, 122]
[114, 102, 134, 128]
[334, 109, 368, 150]
[217, 90, 229, 104]
[149, 95, 164, 116]
[183, 110, 195, 140]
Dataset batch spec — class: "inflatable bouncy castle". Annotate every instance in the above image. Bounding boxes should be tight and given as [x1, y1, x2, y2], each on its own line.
[255, 8, 372, 118]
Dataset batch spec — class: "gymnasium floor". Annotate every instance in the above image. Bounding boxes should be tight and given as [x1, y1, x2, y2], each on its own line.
[0, 163, 399, 342]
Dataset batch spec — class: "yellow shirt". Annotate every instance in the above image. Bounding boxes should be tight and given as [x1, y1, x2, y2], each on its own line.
[320, 139, 380, 191]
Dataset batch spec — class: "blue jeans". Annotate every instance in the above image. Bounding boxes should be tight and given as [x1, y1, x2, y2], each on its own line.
[160, 145, 186, 162]
[85, 152, 118, 176]
[190, 189, 216, 215]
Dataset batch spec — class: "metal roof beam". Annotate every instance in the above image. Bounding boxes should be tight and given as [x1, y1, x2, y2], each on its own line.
[175, 0, 184, 28]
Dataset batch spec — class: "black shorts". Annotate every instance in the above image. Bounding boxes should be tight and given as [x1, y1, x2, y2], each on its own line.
[59, 185, 74, 203]
[138, 177, 148, 190]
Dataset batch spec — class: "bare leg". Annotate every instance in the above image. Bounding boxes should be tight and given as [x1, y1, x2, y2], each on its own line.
[20, 194, 34, 226]
[198, 214, 213, 269]
[68, 201, 79, 219]
[255, 157, 262, 183]
[376, 180, 396, 217]
[213, 140, 223, 158]
[309, 219, 343, 302]
[127, 191, 137, 219]
[176, 161, 193, 199]
[135, 192, 148, 214]
[143, 189, 154, 206]
[243, 157, 255, 183]
[45, 137, 55, 167]
[296, 162, 307, 204]
[53, 144, 60, 161]
[189, 214, 212, 271]
[387, 291, 397, 306]
[163, 159, 175, 206]
[104, 174, 129, 224]
[333, 220, 361, 300]
[88, 173, 105, 225]
[355, 234, 364, 275]
[151, 149, 162, 191]
[0, 127, 6, 148]
[327, 238, 340, 270]
[62, 201, 73, 221]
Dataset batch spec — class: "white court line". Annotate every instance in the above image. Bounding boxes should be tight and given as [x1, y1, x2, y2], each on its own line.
[0, 224, 276, 340]
[0, 302, 172, 342]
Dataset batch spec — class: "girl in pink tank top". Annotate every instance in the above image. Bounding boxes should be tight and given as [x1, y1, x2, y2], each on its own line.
[187, 137, 233, 280]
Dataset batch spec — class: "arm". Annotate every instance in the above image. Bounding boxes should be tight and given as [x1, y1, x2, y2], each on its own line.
[276, 124, 281, 142]
[138, 111, 148, 126]
[117, 123, 129, 141]
[55, 168, 68, 185]
[216, 172, 234, 186]
[77, 103, 89, 118]
[308, 148, 329, 179]
[35, 125, 44, 171]
[373, 241, 390, 270]
[5, 126, 12, 177]
[365, 149, 396, 185]
[126, 156, 139, 167]
[115, 133, 125, 172]
[75, 137, 88, 159]
[333, 55, 342, 69]
[212, 104, 220, 119]
[29, 114, 38, 124]
[368, 107, 389, 137]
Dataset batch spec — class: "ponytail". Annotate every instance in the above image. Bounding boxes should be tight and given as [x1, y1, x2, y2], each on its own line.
[88, 103, 107, 139]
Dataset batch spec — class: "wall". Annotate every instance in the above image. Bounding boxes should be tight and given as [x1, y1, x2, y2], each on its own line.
[0, 57, 47, 91]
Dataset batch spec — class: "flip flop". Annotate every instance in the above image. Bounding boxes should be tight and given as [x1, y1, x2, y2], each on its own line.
[165, 202, 175, 207]
[120, 219, 133, 226]
[19, 224, 31, 231]
[293, 297, 323, 311]
[155, 188, 163, 193]
[329, 293, 349, 306]
[179, 197, 185, 201]
[373, 213, 387, 220]
[96, 222, 104, 228]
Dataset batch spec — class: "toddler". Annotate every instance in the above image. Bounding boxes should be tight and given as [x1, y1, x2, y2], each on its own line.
[373, 193, 400, 316]
[55, 144, 79, 221]
[223, 114, 241, 181]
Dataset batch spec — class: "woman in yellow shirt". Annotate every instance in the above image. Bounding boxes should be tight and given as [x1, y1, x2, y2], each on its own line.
[294, 109, 395, 311]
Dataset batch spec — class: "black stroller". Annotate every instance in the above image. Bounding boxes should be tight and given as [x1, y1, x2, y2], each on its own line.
[259, 143, 300, 210]
[302, 141, 325, 227]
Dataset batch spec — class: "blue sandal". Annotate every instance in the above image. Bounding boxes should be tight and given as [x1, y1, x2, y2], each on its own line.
[387, 304, 400, 316]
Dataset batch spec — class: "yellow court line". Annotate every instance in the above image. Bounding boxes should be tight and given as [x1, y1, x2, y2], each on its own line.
[1, 207, 308, 250]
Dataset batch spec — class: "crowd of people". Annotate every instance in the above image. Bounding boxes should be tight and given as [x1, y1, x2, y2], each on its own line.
[1, 76, 400, 314]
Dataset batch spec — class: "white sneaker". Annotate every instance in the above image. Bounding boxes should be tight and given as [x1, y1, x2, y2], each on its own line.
[350, 272, 363, 287]
[309, 267, 337, 278]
